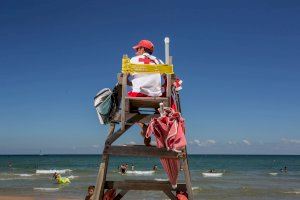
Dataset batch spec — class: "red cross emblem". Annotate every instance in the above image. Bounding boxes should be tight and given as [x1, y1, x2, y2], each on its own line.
[138, 57, 155, 64]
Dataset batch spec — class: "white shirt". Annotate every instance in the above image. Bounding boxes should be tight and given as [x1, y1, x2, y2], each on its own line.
[130, 53, 163, 96]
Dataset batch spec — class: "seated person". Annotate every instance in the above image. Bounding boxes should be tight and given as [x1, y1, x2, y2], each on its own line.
[128, 39, 164, 97]
[128, 39, 164, 146]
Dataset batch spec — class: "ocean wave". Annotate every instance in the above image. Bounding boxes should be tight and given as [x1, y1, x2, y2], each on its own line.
[16, 173, 34, 177]
[154, 178, 168, 181]
[36, 169, 72, 174]
[68, 175, 79, 179]
[0, 178, 14, 180]
[269, 172, 278, 176]
[34, 187, 59, 192]
[284, 190, 300, 194]
[192, 187, 201, 191]
[126, 170, 155, 175]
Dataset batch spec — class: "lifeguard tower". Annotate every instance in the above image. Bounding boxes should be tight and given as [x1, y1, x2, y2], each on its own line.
[93, 37, 193, 200]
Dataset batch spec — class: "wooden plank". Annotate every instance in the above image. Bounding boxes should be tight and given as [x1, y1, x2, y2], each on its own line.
[105, 125, 132, 145]
[163, 190, 177, 200]
[107, 124, 115, 137]
[105, 180, 186, 191]
[114, 190, 128, 200]
[126, 97, 169, 109]
[112, 113, 160, 124]
[104, 145, 181, 158]
[106, 114, 149, 145]
[166, 74, 171, 105]
[182, 155, 194, 200]
[121, 73, 128, 130]
[126, 97, 169, 101]
[93, 163, 105, 200]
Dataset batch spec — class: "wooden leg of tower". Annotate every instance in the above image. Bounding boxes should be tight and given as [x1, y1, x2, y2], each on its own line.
[163, 190, 177, 200]
[93, 124, 115, 200]
[93, 162, 105, 200]
[121, 73, 128, 130]
[182, 156, 194, 200]
[114, 190, 128, 200]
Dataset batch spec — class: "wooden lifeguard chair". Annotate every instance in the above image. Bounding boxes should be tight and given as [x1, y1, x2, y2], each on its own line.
[93, 37, 193, 200]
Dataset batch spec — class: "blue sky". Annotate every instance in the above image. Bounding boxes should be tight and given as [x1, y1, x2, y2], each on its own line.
[0, 0, 299, 154]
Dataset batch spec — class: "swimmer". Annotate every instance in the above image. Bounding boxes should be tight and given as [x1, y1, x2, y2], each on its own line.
[153, 165, 158, 171]
[120, 164, 127, 175]
[53, 172, 70, 184]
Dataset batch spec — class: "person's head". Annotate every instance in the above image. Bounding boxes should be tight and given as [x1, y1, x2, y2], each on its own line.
[53, 172, 58, 179]
[133, 40, 154, 55]
[88, 185, 95, 196]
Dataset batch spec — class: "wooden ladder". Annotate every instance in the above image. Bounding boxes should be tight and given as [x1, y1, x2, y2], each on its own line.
[93, 122, 194, 200]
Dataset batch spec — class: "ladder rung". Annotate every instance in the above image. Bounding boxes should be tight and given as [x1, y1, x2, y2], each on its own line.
[103, 145, 181, 158]
[104, 180, 186, 191]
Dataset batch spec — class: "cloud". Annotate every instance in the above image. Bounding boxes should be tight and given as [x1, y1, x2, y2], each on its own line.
[281, 138, 300, 144]
[92, 145, 100, 148]
[242, 139, 251, 145]
[227, 140, 237, 145]
[129, 141, 136, 145]
[191, 139, 216, 147]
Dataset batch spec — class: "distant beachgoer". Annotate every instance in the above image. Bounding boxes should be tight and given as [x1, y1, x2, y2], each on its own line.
[85, 185, 95, 200]
[131, 164, 135, 171]
[153, 165, 158, 171]
[284, 166, 287, 172]
[8, 162, 12, 168]
[120, 164, 127, 174]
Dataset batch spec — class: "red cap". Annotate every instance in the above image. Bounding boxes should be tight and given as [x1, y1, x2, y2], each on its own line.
[133, 40, 154, 52]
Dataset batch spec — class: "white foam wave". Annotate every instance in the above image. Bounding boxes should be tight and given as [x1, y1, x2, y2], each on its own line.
[68, 175, 78, 179]
[284, 190, 300, 194]
[0, 178, 15, 181]
[192, 187, 200, 190]
[36, 169, 72, 174]
[154, 178, 168, 181]
[16, 173, 33, 177]
[34, 187, 59, 192]
[269, 172, 278, 176]
[126, 170, 155, 175]
[202, 172, 223, 177]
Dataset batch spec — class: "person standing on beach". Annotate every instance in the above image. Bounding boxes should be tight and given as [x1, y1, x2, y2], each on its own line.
[129, 39, 164, 146]
[85, 185, 95, 200]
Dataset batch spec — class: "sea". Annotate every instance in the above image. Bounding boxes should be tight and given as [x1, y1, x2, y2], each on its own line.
[0, 155, 299, 200]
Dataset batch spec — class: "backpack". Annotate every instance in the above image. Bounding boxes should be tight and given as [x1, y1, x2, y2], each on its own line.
[94, 85, 121, 125]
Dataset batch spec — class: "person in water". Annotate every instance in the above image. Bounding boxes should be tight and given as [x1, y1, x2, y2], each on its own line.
[53, 172, 70, 184]
[153, 165, 158, 171]
[120, 164, 127, 174]
[85, 185, 95, 200]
